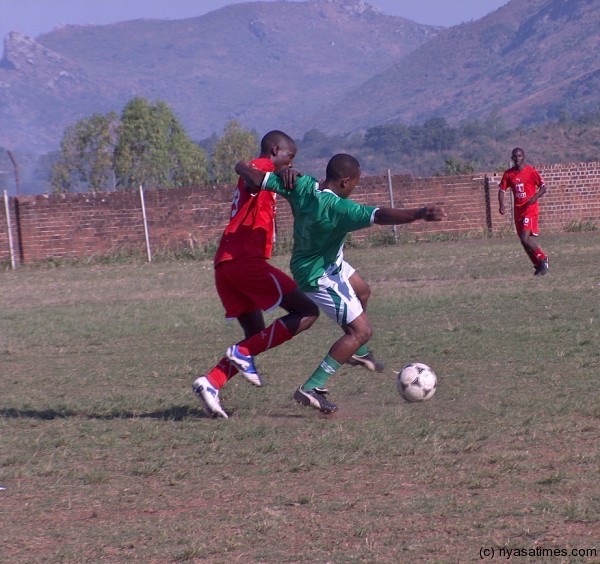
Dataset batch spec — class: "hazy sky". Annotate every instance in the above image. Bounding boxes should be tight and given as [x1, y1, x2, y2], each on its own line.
[1, 0, 510, 44]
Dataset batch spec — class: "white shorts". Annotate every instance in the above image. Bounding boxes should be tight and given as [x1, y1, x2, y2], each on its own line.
[305, 261, 363, 326]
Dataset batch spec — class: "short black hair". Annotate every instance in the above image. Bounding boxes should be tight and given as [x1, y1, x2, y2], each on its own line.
[261, 130, 295, 153]
[326, 153, 360, 180]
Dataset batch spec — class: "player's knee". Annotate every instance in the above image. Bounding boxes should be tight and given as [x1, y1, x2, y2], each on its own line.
[297, 301, 319, 329]
[303, 309, 319, 329]
[304, 300, 319, 318]
[357, 283, 371, 304]
[353, 322, 372, 345]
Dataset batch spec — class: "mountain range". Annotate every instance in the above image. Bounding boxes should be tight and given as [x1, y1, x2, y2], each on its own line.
[0, 0, 598, 162]
[0, 0, 437, 153]
[312, 0, 600, 133]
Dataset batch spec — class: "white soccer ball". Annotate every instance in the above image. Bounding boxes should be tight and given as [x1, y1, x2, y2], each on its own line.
[397, 362, 437, 402]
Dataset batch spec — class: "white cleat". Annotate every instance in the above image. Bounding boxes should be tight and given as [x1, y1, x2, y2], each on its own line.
[192, 376, 228, 418]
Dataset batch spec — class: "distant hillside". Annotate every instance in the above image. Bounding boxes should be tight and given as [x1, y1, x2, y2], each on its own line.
[0, 0, 438, 153]
[1, 0, 598, 195]
[307, 0, 600, 133]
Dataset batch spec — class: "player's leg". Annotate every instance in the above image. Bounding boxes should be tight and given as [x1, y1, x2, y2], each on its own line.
[228, 288, 318, 375]
[294, 313, 372, 414]
[226, 265, 318, 385]
[519, 216, 548, 275]
[328, 313, 373, 365]
[193, 261, 244, 417]
[349, 268, 371, 311]
[207, 260, 258, 387]
[217, 310, 268, 387]
[237, 310, 266, 338]
[194, 260, 275, 415]
[346, 267, 384, 372]
[278, 288, 320, 334]
[211, 258, 276, 386]
[520, 237, 539, 266]
[515, 216, 536, 268]
[293, 265, 369, 413]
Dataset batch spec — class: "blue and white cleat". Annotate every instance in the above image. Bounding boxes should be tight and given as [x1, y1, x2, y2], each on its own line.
[226, 345, 263, 386]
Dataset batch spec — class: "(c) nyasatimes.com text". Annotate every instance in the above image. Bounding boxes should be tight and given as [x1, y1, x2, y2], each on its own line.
[479, 546, 597, 560]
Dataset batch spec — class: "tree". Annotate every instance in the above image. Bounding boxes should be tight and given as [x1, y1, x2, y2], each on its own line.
[364, 124, 412, 154]
[441, 156, 475, 175]
[51, 112, 119, 192]
[51, 98, 208, 193]
[114, 97, 208, 189]
[299, 128, 336, 159]
[211, 120, 258, 184]
[416, 117, 457, 151]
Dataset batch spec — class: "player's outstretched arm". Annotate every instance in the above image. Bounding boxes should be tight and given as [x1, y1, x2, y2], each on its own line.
[235, 161, 303, 193]
[235, 161, 266, 194]
[374, 205, 444, 226]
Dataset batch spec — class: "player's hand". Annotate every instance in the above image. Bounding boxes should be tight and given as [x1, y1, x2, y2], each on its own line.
[499, 205, 506, 215]
[421, 205, 445, 221]
[277, 168, 302, 191]
[243, 180, 259, 195]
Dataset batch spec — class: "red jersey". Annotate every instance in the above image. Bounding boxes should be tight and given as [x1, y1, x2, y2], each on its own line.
[214, 157, 277, 265]
[498, 165, 544, 218]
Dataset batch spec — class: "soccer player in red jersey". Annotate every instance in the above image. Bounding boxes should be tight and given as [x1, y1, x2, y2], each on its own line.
[498, 148, 549, 275]
[193, 131, 319, 418]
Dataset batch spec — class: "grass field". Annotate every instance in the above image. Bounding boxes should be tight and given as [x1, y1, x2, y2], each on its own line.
[1, 233, 599, 563]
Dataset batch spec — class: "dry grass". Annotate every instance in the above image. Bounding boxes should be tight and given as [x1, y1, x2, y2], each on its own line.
[1, 233, 599, 562]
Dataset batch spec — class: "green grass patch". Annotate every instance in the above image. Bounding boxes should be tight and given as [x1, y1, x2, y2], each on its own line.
[1, 232, 599, 561]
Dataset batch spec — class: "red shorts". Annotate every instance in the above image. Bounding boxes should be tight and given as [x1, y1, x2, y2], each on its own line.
[215, 257, 298, 319]
[515, 211, 540, 237]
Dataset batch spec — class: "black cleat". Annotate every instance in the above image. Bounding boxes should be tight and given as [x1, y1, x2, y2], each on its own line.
[347, 350, 385, 372]
[534, 258, 549, 276]
[293, 386, 338, 413]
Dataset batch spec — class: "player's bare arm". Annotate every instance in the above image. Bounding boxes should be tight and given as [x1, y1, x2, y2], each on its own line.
[527, 183, 547, 206]
[235, 160, 265, 193]
[498, 190, 506, 215]
[374, 205, 444, 225]
[235, 160, 301, 193]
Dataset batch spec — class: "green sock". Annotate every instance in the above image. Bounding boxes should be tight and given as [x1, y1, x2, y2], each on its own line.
[302, 355, 342, 390]
[355, 344, 368, 357]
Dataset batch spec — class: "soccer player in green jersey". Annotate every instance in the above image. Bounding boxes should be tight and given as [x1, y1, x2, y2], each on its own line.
[236, 153, 444, 413]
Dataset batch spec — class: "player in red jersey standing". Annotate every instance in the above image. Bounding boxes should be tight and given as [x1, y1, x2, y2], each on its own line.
[498, 147, 549, 275]
[193, 130, 319, 418]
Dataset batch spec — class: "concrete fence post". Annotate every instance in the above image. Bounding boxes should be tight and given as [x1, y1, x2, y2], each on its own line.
[3, 190, 16, 269]
[139, 185, 152, 262]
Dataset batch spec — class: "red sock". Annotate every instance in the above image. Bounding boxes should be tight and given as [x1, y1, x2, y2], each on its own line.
[526, 251, 538, 266]
[236, 319, 294, 357]
[207, 357, 238, 388]
[534, 249, 547, 263]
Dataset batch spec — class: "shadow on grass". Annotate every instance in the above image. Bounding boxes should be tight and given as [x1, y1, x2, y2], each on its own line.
[0, 405, 209, 421]
[1, 407, 308, 420]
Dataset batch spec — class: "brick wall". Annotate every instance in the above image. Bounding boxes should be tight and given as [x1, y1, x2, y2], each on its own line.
[1, 162, 600, 265]
[0, 185, 233, 264]
[275, 172, 497, 241]
[487, 162, 600, 232]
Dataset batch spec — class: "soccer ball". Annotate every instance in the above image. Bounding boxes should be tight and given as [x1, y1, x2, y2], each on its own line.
[396, 362, 437, 402]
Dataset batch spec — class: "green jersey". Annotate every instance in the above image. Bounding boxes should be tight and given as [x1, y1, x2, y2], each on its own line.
[264, 173, 377, 291]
